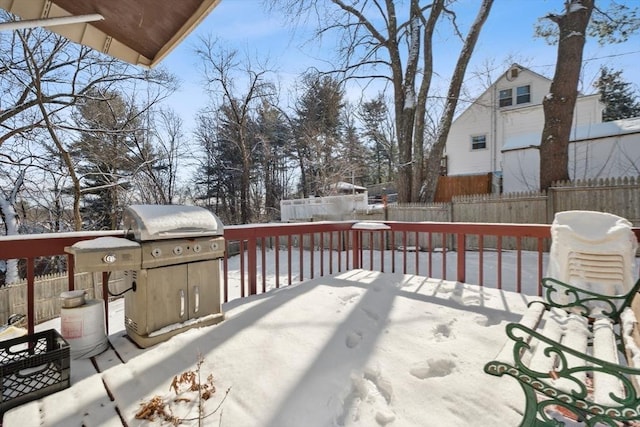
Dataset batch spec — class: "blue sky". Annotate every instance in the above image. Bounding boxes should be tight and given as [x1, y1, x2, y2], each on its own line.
[159, 0, 640, 133]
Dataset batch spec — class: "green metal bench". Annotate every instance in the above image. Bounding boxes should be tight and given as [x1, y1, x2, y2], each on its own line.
[484, 277, 640, 426]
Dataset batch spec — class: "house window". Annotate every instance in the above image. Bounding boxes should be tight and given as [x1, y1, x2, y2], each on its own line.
[516, 85, 530, 104]
[471, 135, 486, 150]
[499, 89, 512, 107]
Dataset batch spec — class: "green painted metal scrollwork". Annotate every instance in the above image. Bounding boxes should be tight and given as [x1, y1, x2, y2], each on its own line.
[485, 320, 640, 426]
[485, 277, 640, 425]
[542, 277, 640, 321]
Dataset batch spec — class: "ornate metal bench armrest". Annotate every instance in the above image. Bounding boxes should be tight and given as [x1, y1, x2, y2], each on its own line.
[503, 322, 640, 407]
[541, 277, 640, 321]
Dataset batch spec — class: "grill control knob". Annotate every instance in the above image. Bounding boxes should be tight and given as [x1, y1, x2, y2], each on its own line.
[210, 242, 219, 251]
[193, 244, 202, 253]
[151, 248, 162, 257]
[103, 253, 117, 264]
[173, 246, 183, 255]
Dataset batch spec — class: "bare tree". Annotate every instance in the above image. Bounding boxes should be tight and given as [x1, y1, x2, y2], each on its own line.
[268, 0, 494, 202]
[420, 0, 493, 202]
[1, 18, 176, 230]
[0, 161, 27, 284]
[134, 107, 188, 205]
[195, 37, 277, 224]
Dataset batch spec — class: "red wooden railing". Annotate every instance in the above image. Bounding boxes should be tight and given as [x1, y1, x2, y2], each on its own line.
[0, 231, 123, 335]
[223, 221, 555, 301]
[0, 222, 638, 336]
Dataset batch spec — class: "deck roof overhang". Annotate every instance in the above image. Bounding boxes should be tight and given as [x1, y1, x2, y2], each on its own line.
[0, 0, 221, 68]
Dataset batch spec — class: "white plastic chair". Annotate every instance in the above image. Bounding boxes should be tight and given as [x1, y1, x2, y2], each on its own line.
[547, 210, 638, 297]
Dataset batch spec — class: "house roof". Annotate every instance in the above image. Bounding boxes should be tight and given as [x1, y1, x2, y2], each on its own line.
[0, 0, 221, 68]
[502, 116, 640, 152]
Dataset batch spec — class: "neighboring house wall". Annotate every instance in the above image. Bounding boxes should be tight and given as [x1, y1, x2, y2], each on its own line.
[445, 64, 604, 182]
[502, 117, 640, 193]
[280, 193, 369, 221]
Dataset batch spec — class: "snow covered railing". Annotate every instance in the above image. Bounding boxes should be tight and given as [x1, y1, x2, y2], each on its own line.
[485, 277, 640, 425]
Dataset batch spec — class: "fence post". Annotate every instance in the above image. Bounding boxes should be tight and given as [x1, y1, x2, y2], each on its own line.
[546, 187, 556, 223]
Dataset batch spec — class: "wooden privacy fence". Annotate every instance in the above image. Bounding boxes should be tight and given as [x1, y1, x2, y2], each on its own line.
[0, 271, 124, 326]
[434, 173, 493, 202]
[548, 177, 640, 225]
[352, 177, 640, 251]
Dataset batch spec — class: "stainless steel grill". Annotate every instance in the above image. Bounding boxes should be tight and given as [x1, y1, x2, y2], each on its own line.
[66, 205, 225, 348]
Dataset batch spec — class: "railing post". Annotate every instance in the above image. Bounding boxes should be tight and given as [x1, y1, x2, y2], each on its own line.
[351, 229, 361, 269]
[223, 244, 229, 303]
[457, 233, 466, 283]
[248, 237, 257, 295]
[68, 254, 75, 291]
[27, 258, 35, 336]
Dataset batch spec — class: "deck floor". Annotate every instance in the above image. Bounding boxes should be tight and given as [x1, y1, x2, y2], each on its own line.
[1, 271, 532, 427]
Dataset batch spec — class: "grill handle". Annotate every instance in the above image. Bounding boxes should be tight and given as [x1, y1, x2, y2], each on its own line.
[194, 286, 200, 314]
[179, 289, 185, 318]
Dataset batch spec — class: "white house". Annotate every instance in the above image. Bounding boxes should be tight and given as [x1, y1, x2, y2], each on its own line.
[444, 64, 605, 192]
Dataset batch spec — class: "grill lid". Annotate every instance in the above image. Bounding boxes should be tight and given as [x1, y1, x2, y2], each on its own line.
[124, 204, 223, 241]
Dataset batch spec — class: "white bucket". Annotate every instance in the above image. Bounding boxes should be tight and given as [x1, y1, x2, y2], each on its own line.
[61, 299, 108, 359]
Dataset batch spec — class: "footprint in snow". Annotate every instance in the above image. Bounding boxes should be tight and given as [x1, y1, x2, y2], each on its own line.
[410, 358, 457, 379]
[432, 321, 455, 340]
[361, 307, 380, 323]
[339, 292, 361, 305]
[346, 331, 363, 348]
[336, 365, 395, 426]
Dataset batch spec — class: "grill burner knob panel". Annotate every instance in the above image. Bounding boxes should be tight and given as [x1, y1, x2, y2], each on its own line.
[64, 237, 142, 272]
[103, 253, 117, 264]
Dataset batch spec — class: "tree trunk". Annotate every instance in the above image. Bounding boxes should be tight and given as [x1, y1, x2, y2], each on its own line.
[411, 0, 443, 200]
[0, 172, 25, 284]
[421, 0, 494, 202]
[539, 0, 594, 191]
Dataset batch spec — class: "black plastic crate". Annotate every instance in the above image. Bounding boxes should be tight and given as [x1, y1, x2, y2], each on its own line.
[0, 329, 70, 415]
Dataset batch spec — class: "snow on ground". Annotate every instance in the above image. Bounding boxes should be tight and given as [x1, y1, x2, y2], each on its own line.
[5, 247, 632, 426]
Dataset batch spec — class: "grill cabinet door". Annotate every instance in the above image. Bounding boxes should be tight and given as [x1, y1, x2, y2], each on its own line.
[146, 264, 188, 333]
[187, 260, 220, 319]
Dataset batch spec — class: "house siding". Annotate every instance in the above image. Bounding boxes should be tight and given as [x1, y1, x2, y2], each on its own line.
[503, 122, 640, 193]
[445, 65, 604, 187]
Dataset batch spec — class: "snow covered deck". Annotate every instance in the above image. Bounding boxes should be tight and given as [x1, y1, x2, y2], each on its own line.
[3, 270, 538, 426]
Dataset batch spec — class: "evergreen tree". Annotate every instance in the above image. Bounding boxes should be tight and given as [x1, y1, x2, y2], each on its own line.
[71, 89, 144, 229]
[594, 66, 640, 121]
[359, 95, 396, 185]
[339, 105, 369, 189]
[293, 73, 345, 197]
[253, 102, 292, 221]
[193, 105, 244, 225]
